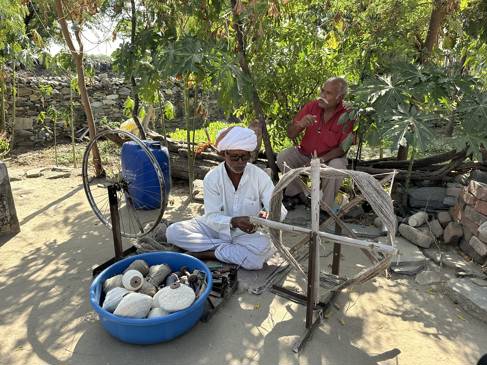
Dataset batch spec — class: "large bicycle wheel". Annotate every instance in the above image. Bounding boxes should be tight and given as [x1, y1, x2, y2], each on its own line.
[82, 130, 167, 238]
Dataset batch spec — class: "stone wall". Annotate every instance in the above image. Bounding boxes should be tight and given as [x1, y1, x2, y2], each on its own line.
[4, 69, 225, 146]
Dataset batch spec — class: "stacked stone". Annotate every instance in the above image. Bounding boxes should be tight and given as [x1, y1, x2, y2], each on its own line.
[4, 69, 225, 146]
[451, 180, 487, 264]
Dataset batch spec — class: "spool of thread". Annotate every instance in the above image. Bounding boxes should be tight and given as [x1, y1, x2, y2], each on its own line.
[147, 264, 171, 287]
[122, 270, 144, 291]
[123, 259, 149, 276]
[103, 274, 123, 293]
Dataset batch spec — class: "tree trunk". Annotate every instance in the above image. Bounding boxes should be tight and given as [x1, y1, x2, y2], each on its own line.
[421, 0, 458, 63]
[230, 0, 279, 182]
[0, 73, 5, 132]
[54, 0, 103, 176]
[397, 144, 409, 160]
[129, 0, 146, 140]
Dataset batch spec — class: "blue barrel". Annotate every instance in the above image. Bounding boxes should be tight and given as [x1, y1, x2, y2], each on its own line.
[121, 141, 171, 210]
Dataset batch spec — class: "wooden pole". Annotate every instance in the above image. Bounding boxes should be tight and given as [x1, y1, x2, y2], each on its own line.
[310, 158, 321, 303]
[249, 217, 396, 254]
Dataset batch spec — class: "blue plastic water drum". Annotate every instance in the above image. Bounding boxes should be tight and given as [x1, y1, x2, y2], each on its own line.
[90, 252, 213, 344]
[121, 140, 171, 210]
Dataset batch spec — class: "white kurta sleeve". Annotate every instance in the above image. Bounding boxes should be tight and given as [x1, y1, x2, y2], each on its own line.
[259, 172, 287, 221]
[199, 174, 232, 241]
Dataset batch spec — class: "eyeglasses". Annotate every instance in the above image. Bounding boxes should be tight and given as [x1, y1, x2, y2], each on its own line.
[225, 152, 251, 162]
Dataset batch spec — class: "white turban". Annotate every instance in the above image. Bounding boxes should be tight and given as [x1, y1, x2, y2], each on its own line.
[215, 126, 257, 152]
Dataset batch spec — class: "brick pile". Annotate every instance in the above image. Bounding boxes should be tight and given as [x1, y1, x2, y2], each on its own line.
[451, 180, 487, 264]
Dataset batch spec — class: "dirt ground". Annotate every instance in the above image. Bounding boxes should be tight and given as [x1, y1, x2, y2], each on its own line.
[1, 148, 487, 365]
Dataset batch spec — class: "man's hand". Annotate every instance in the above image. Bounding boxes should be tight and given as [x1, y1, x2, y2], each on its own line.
[231, 216, 256, 234]
[258, 210, 269, 219]
[297, 114, 316, 129]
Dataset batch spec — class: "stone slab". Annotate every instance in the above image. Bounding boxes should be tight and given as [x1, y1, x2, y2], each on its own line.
[26, 168, 43, 178]
[45, 171, 71, 179]
[379, 236, 427, 264]
[468, 236, 487, 258]
[342, 223, 384, 238]
[446, 187, 461, 197]
[443, 196, 457, 207]
[470, 169, 487, 184]
[408, 187, 447, 210]
[459, 239, 486, 265]
[415, 270, 447, 285]
[446, 278, 487, 324]
[399, 224, 433, 248]
[423, 247, 483, 276]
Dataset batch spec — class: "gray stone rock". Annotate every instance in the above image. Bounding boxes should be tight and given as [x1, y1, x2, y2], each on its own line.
[446, 186, 461, 197]
[45, 171, 71, 179]
[459, 239, 486, 265]
[408, 187, 447, 209]
[408, 211, 428, 227]
[398, 224, 433, 248]
[343, 223, 384, 238]
[446, 278, 487, 324]
[344, 205, 365, 219]
[423, 247, 482, 275]
[0, 162, 20, 237]
[437, 211, 452, 227]
[415, 270, 445, 285]
[479, 222, 487, 243]
[468, 236, 487, 258]
[428, 219, 444, 238]
[91, 101, 103, 108]
[471, 278, 487, 287]
[470, 169, 487, 184]
[26, 168, 43, 178]
[443, 221, 463, 244]
[379, 236, 427, 264]
[443, 196, 457, 207]
[106, 94, 119, 100]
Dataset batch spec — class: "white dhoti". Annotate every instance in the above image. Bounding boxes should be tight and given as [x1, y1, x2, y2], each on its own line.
[166, 219, 275, 270]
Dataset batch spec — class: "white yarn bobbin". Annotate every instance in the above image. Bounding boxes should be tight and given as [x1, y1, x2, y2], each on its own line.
[122, 269, 144, 291]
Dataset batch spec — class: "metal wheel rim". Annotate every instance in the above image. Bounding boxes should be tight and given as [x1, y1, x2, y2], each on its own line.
[81, 129, 167, 238]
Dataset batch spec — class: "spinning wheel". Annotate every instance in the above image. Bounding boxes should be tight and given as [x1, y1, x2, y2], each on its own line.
[82, 130, 169, 274]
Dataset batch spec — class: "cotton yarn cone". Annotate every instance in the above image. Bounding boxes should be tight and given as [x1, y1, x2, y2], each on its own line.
[123, 259, 150, 276]
[122, 270, 144, 291]
[157, 282, 195, 312]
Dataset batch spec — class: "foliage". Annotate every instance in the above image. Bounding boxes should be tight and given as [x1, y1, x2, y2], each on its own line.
[168, 121, 243, 144]
[345, 62, 487, 159]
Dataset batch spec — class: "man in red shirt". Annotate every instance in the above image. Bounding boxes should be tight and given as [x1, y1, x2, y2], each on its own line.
[276, 77, 353, 212]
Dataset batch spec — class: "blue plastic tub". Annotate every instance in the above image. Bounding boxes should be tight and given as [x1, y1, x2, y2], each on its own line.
[121, 141, 171, 210]
[90, 252, 212, 345]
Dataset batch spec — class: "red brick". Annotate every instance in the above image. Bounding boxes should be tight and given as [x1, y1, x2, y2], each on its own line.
[469, 180, 487, 201]
[450, 203, 464, 222]
[464, 205, 487, 226]
[460, 189, 477, 206]
[473, 199, 487, 216]
[460, 215, 479, 235]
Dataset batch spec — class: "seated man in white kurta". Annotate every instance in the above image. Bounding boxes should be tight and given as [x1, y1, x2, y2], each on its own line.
[166, 126, 286, 270]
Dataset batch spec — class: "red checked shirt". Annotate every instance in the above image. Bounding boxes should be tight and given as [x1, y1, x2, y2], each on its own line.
[293, 100, 353, 157]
